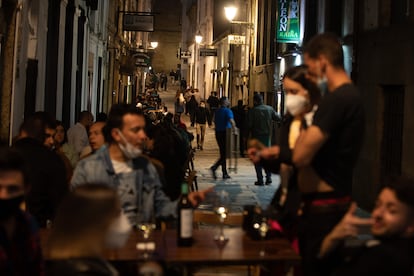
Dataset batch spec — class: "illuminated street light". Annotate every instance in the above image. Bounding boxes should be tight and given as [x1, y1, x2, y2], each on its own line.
[150, 41, 158, 49]
[224, 6, 237, 22]
[195, 31, 203, 44]
[194, 31, 203, 89]
[224, 5, 253, 27]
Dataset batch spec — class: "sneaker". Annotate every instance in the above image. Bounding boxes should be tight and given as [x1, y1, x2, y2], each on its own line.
[210, 167, 217, 180]
[222, 174, 231, 179]
[265, 179, 272, 185]
[254, 181, 264, 186]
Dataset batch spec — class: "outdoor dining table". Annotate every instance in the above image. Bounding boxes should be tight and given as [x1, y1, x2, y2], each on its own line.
[40, 227, 300, 274]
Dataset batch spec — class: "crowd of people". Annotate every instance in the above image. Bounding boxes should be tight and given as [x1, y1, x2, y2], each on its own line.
[1, 32, 414, 276]
[0, 100, 211, 274]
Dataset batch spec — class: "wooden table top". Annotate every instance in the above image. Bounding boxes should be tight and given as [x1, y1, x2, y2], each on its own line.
[41, 228, 300, 266]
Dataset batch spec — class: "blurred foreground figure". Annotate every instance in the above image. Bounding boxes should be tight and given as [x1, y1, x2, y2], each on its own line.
[292, 33, 365, 275]
[13, 112, 69, 227]
[46, 184, 131, 275]
[319, 176, 414, 276]
[0, 147, 45, 275]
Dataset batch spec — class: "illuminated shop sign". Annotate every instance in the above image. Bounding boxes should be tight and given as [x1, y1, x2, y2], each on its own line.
[276, 0, 300, 43]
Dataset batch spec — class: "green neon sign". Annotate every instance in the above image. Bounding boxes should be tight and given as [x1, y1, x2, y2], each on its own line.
[276, 0, 300, 43]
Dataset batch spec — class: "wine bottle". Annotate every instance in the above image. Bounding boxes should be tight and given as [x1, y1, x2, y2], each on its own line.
[177, 182, 193, 246]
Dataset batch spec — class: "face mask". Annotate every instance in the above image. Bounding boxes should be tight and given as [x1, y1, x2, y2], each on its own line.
[285, 94, 309, 116]
[0, 194, 24, 220]
[105, 211, 132, 249]
[117, 130, 142, 159]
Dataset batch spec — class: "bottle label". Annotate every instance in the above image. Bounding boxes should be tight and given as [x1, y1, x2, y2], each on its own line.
[180, 209, 193, 238]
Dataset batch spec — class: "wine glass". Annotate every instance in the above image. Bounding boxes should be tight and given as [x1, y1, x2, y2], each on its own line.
[136, 213, 157, 258]
[137, 222, 156, 240]
[254, 216, 269, 256]
[213, 190, 230, 243]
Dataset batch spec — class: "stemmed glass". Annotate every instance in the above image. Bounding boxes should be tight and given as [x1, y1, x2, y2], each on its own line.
[136, 213, 157, 258]
[254, 216, 269, 256]
[213, 190, 230, 243]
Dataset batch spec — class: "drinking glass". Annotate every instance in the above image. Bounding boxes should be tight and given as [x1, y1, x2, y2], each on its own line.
[136, 213, 157, 258]
[213, 190, 230, 243]
[254, 216, 269, 256]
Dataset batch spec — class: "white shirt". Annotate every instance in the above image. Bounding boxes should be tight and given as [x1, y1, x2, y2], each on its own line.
[67, 122, 89, 156]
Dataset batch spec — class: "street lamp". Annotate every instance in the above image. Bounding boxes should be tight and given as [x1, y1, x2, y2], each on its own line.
[194, 31, 203, 89]
[150, 41, 158, 49]
[224, 6, 237, 22]
[195, 32, 203, 44]
[224, 5, 253, 106]
[224, 5, 253, 27]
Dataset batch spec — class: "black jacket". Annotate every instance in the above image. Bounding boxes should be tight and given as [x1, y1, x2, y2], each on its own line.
[13, 138, 69, 227]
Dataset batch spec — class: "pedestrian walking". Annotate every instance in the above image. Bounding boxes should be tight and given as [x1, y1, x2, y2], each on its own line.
[210, 97, 238, 180]
[231, 100, 247, 157]
[246, 93, 280, 186]
[194, 100, 212, 150]
[207, 91, 219, 123]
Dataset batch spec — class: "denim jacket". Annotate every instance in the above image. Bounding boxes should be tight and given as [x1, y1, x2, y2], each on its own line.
[71, 147, 177, 225]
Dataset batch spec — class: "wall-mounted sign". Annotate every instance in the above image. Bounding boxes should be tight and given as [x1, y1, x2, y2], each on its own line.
[276, 0, 300, 43]
[200, 48, 217, 56]
[228, 35, 246, 45]
[134, 53, 151, 67]
[180, 50, 192, 59]
[123, 14, 154, 32]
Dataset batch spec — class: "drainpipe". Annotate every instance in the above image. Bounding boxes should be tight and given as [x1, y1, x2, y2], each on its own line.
[9, 2, 22, 145]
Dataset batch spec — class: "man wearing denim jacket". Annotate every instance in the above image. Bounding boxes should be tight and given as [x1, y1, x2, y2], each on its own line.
[72, 104, 208, 226]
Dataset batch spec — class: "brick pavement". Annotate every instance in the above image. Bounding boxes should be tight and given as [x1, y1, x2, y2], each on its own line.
[158, 85, 280, 212]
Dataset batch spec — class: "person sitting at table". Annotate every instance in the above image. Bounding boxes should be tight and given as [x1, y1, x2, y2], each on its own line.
[46, 184, 132, 275]
[318, 176, 414, 276]
[71, 104, 209, 226]
[0, 146, 45, 275]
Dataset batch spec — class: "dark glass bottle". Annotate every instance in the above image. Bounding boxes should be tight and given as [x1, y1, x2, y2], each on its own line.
[177, 183, 193, 246]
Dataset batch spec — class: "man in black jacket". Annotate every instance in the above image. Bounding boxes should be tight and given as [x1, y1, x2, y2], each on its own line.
[13, 112, 69, 227]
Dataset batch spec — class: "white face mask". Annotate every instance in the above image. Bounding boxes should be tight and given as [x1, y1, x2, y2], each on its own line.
[117, 129, 142, 159]
[285, 94, 309, 116]
[105, 211, 132, 249]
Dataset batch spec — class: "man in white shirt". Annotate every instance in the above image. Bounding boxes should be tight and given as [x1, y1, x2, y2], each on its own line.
[67, 111, 94, 157]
